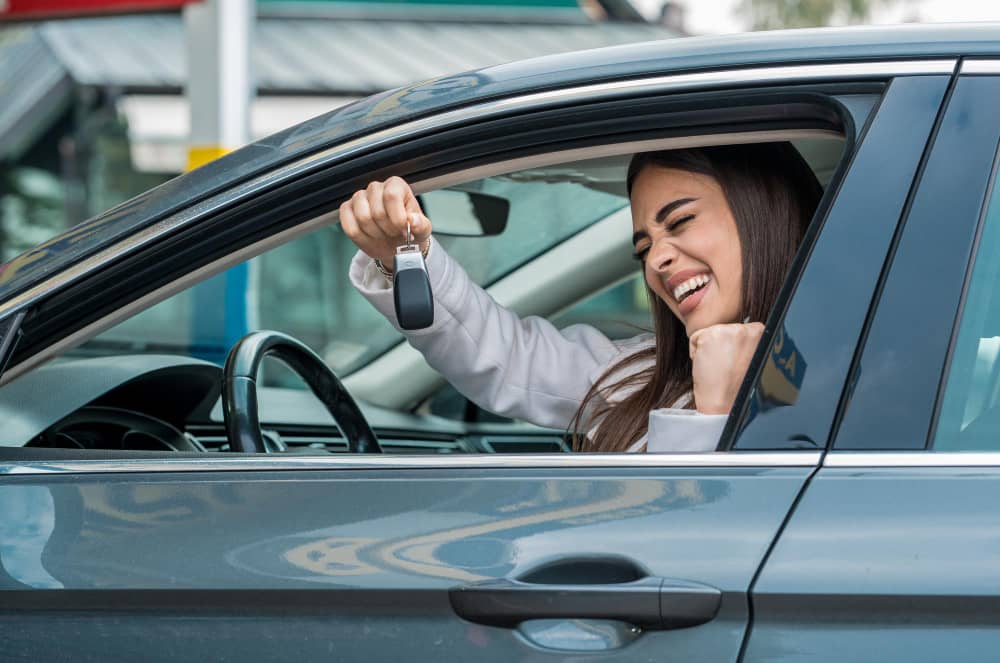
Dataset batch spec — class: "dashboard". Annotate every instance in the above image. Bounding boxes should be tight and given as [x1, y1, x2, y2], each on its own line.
[0, 355, 569, 455]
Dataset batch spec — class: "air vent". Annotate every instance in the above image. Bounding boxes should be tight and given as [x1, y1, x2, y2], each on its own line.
[187, 426, 462, 454]
[480, 437, 569, 453]
[377, 440, 462, 454]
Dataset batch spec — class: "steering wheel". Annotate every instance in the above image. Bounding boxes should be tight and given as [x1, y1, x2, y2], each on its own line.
[222, 331, 382, 454]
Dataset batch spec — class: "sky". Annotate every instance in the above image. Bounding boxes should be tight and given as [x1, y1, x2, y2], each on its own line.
[638, 0, 1000, 34]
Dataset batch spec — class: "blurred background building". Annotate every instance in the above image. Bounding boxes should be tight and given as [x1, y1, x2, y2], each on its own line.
[0, 0, 674, 262]
[651, 0, 998, 33]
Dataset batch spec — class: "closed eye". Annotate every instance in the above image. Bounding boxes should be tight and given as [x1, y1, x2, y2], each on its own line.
[667, 214, 694, 232]
[632, 212, 693, 260]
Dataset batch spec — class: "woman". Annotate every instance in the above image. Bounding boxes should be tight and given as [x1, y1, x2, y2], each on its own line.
[342, 142, 822, 452]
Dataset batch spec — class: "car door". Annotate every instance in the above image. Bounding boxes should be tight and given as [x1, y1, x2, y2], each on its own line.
[0, 65, 950, 662]
[743, 63, 1000, 662]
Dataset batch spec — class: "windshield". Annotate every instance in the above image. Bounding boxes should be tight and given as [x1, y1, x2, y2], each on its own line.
[72, 165, 630, 375]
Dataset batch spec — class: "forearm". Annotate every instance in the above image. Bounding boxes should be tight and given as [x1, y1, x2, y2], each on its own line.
[349, 243, 620, 430]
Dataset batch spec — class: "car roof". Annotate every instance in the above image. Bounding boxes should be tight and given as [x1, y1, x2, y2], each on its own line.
[1, 22, 998, 304]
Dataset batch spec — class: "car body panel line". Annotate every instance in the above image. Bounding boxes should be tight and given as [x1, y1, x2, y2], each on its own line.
[736, 458, 823, 663]
[0, 451, 823, 475]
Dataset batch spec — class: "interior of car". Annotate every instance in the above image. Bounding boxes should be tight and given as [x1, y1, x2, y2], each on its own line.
[0, 130, 846, 456]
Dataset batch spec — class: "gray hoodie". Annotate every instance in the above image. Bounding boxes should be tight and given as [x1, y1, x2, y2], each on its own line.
[349, 243, 725, 452]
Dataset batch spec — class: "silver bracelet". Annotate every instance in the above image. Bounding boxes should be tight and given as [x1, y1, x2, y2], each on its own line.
[373, 259, 393, 281]
[374, 237, 431, 283]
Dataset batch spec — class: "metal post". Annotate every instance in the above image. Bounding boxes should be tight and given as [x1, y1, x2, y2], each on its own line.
[185, 0, 255, 360]
[184, 0, 253, 169]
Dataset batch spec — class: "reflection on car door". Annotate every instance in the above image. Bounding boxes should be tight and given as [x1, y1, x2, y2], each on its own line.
[0, 458, 811, 661]
[744, 70, 1000, 662]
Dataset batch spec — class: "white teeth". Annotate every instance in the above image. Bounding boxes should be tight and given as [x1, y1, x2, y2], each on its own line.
[673, 274, 710, 302]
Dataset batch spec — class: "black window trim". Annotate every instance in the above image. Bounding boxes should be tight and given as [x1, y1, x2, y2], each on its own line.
[829, 72, 1000, 452]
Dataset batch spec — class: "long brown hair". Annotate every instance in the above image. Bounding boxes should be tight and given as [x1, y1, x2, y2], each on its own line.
[571, 142, 823, 452]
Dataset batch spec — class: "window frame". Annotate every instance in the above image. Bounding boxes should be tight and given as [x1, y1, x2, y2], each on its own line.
[828, 72, 1000, 453]
[0, 62, 953, 467]
[728, 73, 954, 452]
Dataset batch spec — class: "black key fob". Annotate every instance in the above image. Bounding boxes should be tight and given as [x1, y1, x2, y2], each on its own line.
[393, 245, 434, 330]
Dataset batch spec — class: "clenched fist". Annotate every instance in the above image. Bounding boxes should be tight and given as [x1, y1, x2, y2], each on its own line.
[688, 322, 764, 415]
[339, 176, 432, 268]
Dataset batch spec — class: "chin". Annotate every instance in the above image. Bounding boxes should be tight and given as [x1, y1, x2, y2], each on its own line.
[683, 318, 708, 335]
[684, 313, 728, 336]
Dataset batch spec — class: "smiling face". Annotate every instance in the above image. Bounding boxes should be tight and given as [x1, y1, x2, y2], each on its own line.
[630, 165, 744, 335]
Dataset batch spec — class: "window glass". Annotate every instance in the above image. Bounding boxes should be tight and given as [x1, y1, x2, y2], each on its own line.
[933, 168, 1000, 451]
[550, 272, 651, 339]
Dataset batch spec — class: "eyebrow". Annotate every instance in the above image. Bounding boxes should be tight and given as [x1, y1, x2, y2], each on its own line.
[631, 197, 699, 246]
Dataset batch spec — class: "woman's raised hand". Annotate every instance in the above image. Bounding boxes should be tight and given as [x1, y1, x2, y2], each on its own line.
[688, 322, 765, 415]
[340, 177, 433, 266]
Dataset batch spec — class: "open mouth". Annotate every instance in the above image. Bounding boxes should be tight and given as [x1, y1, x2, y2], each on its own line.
[673, 274, 711, 303]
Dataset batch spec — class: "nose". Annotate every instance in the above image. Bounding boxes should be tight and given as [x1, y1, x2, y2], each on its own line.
[647, 236, 677, 274]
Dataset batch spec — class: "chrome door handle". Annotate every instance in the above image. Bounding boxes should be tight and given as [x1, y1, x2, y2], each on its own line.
[449, 576, 721, 630]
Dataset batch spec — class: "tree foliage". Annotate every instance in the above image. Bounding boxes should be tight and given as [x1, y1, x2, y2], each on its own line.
[741, 0, 880, 30]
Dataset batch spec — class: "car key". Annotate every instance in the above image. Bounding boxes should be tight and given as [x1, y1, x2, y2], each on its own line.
[393, 219, 434, 330]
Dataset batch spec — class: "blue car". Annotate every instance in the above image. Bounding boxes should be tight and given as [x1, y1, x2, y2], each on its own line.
[1, 22, 999, 662]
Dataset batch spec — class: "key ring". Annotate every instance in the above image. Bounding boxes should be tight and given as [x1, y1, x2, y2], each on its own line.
[406, 212, 417, 244]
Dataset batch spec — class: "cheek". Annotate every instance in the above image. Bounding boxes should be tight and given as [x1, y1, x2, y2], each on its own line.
[642, 262, 655, 290]
[691, 228, 741, 310]
[643, 268, 659, 298]
[644, 268, 675, 310]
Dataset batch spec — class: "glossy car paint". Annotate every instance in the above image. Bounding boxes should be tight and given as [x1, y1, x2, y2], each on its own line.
[0, 466, 809, 661]
[744, 464, 1000, 663]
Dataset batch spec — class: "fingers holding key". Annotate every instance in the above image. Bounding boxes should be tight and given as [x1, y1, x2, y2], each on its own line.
[383, 177, 432, 243]
[341, 177, 433, 265]
[365, 180, 396, 240]
[382, 177, 412, 233]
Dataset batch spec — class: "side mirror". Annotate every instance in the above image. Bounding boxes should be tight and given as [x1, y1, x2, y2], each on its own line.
[418, 189, 509, 237]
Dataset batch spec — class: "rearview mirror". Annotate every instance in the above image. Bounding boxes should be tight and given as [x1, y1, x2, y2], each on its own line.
[418, 189, 508, 237]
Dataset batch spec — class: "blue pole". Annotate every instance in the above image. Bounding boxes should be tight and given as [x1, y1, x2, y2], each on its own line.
[189, 263, 249, 365]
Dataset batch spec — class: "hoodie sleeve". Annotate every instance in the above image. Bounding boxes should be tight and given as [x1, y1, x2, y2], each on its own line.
[645, 408, 726, 452]
[349, 243, 628, 430]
